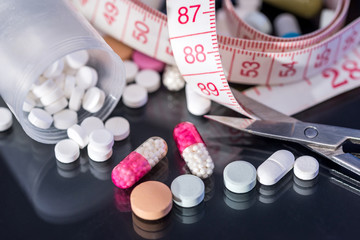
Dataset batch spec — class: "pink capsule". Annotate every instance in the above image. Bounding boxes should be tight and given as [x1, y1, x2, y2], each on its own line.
[112, 137, 168, 189]
[173, 122, 214, 179]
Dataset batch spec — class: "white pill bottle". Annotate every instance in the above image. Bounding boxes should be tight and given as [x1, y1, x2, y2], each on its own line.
[0, 0, 125, 143]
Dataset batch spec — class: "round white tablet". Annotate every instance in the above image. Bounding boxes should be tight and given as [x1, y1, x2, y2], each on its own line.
[124, 60, 139, 83]
[44, 97, 68, 115]
[69, 86, 85, 111]
[104, 117, 130, 141]
[224, 161, 257, 193]
[80, 116, 104, 135]
[54, 139, 80, 164]
[122, 84, 148, 108]
[294, 156, 319, 181]
[135, 69, 161, 93]
[82, 87, 105, 112]
[67, 124, 88, 149]
[40, 87, 64, 106]
[22, 96, 37, 112]
[76, 66, 98, 89]
[43, 59, 64, 78]
[63, 75, 76, 99]
[0, 107, 13, 132]
[87, 89, 105, 113]
[53, 109, 78, 130]
[87, 147, 113, 162]
[89, 128, 114, 151]
[65, 50, 89, 69]
[171, 174, 205, 208]
[28, 108, 53, 129]
[32, 79, 57, 98]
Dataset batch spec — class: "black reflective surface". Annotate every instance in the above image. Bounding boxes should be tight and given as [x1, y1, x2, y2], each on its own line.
[1, 84, 360, 239]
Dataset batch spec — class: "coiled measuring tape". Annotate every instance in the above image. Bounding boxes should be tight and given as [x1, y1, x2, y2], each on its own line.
[70, 0, 360, 117]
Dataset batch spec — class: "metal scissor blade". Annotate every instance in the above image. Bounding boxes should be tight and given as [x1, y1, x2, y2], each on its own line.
[230, 87, 298, 122]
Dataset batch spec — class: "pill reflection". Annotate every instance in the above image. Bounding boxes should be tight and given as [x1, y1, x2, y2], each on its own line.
[293, 175, 318, 196]
[258, 172, 293, 204]
[173, 202, 205, 224]
[56, 159, 80, 178]
[132, 213, 171, 240]
[114, 188, 132, 213]
[223, 188, 256, 210]
[203, 176, 215, 201]
[89, 159, 113, 181]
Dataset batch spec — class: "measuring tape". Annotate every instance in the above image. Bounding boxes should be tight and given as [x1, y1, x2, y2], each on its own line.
[70, 0, 360, 116]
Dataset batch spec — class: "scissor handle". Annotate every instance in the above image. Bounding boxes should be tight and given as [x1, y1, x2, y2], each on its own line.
[333, 153, 360, 176]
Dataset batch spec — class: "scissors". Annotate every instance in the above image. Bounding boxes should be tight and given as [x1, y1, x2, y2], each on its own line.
[205, 88, 360, 176]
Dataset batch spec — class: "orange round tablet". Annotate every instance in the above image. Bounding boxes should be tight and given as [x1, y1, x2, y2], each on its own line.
[130, 181, 173, 221]
[103, 35, 133, 60]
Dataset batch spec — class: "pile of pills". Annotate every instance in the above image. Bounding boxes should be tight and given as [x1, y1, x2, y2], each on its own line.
[25, 50, 107, 130]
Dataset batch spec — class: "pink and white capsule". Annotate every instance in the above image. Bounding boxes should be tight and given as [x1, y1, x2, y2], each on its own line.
[111, 137, 168, 189]
[173, 122, 214, 179]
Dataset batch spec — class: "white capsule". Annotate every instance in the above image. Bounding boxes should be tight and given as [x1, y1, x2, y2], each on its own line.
[124, 60, 139, 83]
[122, 84, 148, 108]
[135, 69, 161, 93]
[257, 150, 295, 185]
[63, 75, 76, 99]
[82, 87, 105, 113]
[55, 139, 80, 164]
[294, 156, 319, 181]
[274, 13, 301, 38]
[69, 86, 85, 111]
[53, 109, 78, 130]
[65, 50, 89, 69]
[76, 66, 98, 89]
[80, 116, 104, 136]
[185, 84, 211, 116]
[44, 97, 68, 115]
[67, 124, 88, 149]
[43, 59, 64, 78]
[105, 117, 130, 141]
[28, 108, 53, 129]
[244, 11, 272, 35]
[40, 87, 64, 106]
[0, 107, 13, 132]
[32, 79, 57, 98]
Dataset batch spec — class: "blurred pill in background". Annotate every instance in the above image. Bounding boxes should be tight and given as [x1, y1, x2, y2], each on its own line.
[244, 11, 272, 35]
[320, 9, 336, 28]
[274, 13, 301, 38]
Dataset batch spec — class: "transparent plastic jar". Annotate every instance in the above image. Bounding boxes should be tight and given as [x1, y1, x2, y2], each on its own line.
[0, 0, 125, 144]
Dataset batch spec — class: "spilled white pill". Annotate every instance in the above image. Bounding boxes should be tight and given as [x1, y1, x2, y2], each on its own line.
[135, 69, 161, 93]
[65, 50, 89, 69]
[105, 117, 130, 141]
[0, 107, 13, 132]
[294, 156, 319, 181]
[53, 109, 78, 130]
[185, 84, 211, 116]
[224, 161, 257, 193]
[124, 60, 139, 83]
[89, 128, 114, 152]
[43, 59, 64, 78]
[44, 97, 68, 115]
[28, 108, 53, 129]
[32, 79, 57, 98]
[171, 174, 205, 208]
[76, 66, 98, 90]
[67, 124, 88, 149]
[88, 147, 113, 162]
[55, 139, 80, 164]
[257, 150, 295, 186]
[122, 84, 148, 108]
[69, 86, 85, 111]
[81, 116, 104, 136]
[82, 87, 105, 113]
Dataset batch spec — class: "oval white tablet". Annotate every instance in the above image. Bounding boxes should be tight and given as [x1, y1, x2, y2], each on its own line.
[28, 108, 53, 129]
[65, 50, 89, 69]
[76, 66, 98, 89]
[43, 59, 64, 78]
[0, 107, 13, 132]
[55, 139, 80, 164]
[89, 128, 114, 151]
[104, 116, 130, 141]
[53, 109, 78, 130]
[171, 174, 205, 208]
[135, 69, 161, 93]
[87, 89, 105, 113]
[224, 161, 257, 193]
[122, 84, 148, 108]
[82, 87, 105, 112]
[69, 86, 85, 111]
[257, 150, 295, 186]
[67, 124, 89, 149]
[185, 84, 211, 116]
[124, 60, 139, 83]
[88, 147, 113, 162]
[44, 97, 68, 115]
[80, 116, 104, 136]
[294, 156, 319, 180]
